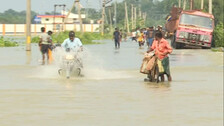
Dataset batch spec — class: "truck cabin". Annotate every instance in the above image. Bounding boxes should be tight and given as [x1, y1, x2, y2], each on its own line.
[179, 10, 215, 30]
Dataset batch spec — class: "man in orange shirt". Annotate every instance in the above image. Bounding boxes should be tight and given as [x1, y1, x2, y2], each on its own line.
[147, 31, 173, 81]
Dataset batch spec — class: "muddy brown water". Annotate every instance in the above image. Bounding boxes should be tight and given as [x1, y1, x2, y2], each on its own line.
[0, 39, 223, 126]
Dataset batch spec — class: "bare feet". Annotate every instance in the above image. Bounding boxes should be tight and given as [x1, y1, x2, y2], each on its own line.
[168, 76, 172, 81]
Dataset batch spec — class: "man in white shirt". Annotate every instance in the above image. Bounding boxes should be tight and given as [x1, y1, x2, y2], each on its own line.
[61, 31, 83, 52]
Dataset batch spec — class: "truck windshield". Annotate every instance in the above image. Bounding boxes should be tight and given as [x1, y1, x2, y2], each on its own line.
[180, 14, 213, 29]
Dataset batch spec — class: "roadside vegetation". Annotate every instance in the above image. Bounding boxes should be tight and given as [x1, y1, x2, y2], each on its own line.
[211, 22, 224, 52]
[31, 31, 113, 44]
[213, 22, 224, 47]
[0, 37, 19, 47]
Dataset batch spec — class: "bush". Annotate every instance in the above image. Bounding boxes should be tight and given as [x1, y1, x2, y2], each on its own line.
[31, 31, 113, 44]
[213, 22, 224, 47]
[31, 36, 40, 43]
[0, 37, 19, 47]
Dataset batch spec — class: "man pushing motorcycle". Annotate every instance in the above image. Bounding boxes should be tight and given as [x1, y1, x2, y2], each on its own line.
[146, 31, 173, 82]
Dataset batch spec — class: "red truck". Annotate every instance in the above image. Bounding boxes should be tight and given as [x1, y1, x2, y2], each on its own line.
[165, 7, 215, 49]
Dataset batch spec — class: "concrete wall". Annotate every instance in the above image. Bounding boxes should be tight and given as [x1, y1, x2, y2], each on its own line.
[41, 18, 63, 24]
[0, 24, 100, 36]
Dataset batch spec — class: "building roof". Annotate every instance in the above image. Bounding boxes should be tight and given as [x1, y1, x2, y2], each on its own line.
[37, 15, 66, 18]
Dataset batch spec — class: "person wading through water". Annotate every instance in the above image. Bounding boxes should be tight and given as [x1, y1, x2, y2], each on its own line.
[39, 27, 52, 65]
[146, 26, 155, 48]
[147, 31, 173, 81]
[113, 28, 121, 49]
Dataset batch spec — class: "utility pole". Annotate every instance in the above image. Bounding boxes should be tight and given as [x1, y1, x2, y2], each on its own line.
[108, 6, 113, 33]
[183, 0, 186, 10]
[64, 2, 76, 25]
[131, 4, 134, 30]
[143, 12, 146, 26]
[124, 14, 126, 31]
[190, 0, 193, 10]
[53, 5, 56, 32]
[178, 0, 181, 8]
[53, 4, 66, 32]
[124, 1, 129, 33]
[201, 0, 204, 10]
[26, 0, 31, 51]
[114, 0, 117, 28]
[76, 0, 83, 33]
[123, 2, 126, 30]
[189, 0, 195, 10]
[62, 5, 66, 31]
[101, 0, 105, 36]
[139, 6, 141, 19]
[209, 0, 212, 14]
[134, 7, 136, 29]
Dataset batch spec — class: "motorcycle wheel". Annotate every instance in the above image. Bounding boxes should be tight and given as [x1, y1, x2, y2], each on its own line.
[58, 69, 63, 75]
[75, 68, 81, 76]
[66, 69, 70, 79]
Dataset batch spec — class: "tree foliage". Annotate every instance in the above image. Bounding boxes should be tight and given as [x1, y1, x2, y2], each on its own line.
[0, 9, 37, 24]
[103, 0, 223, 30]
[0, 0, 222, 29]
[213, 22, 224, 47]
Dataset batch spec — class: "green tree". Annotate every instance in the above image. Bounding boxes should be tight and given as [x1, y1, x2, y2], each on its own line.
[213, 22, 224, 47]
[0, 9, 37, 24]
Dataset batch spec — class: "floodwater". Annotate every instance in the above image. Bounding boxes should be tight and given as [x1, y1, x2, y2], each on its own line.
[0, 38, 223, 126]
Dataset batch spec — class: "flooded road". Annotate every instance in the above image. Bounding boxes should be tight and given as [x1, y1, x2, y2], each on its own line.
[0, 39, 223, 126]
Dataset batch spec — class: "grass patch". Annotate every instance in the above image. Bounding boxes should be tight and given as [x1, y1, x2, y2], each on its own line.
[0, 37, 19, 47]
[31, 31, 113, 45]
[211, 47, 224, 52]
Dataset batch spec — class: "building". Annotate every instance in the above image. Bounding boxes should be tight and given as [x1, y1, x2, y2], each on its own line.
[36, 11, 86, 24]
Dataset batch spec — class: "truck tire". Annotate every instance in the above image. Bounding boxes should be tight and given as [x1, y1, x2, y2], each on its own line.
[171, 34, 183, 49]
[202, 46, 211, 49]
[171, 35, 178, 49]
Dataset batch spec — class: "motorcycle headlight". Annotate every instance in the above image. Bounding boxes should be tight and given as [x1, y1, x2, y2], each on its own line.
[65, 54, 74, 60]
[178, 31, 188, 38]
[200, 35, 210, 42]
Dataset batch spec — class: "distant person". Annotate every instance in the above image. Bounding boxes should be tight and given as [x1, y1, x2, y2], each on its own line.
[156, 25, 162, 32]
[143, 28, 147, 43]
[119, 29, 123, 42]
[146, 26, 155, 48]
[113, 28, 121, 49]
[47, 30, 53, 64]
[147, 32, 173, 81]
[156, 25, 165, 38]
[123, 30, 127, 42]
[131, 29, 137, 42]
[39, 27, 52, 65]
[137, 29, 144, 48]
[61, 31, 83, 52]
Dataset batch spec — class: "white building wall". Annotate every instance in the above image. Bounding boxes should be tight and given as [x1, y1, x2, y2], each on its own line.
[16, 24, 26, 33]
[5, 24, 14, 32]
[0, 24, 100, 35]
[41, 18, 63, 24]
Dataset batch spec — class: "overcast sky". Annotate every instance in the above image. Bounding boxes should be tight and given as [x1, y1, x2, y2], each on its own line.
[0, 0, 123, 14]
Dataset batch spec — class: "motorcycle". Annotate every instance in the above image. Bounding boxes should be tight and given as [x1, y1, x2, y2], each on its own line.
[58, 48, 83, 79]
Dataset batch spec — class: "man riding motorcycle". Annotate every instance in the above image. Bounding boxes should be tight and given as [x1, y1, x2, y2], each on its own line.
[61, 31, 83, 52]
[59, 31, 84, 78]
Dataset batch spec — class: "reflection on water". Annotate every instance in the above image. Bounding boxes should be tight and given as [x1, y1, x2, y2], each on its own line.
[144, 82, 171, 89]
[26, 51, 32, 65]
